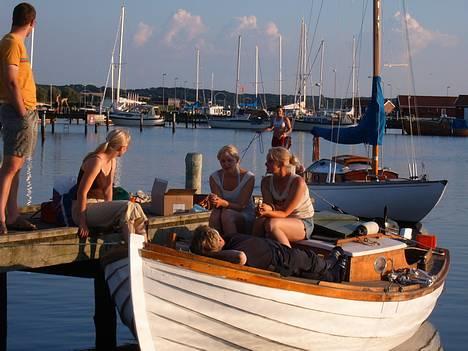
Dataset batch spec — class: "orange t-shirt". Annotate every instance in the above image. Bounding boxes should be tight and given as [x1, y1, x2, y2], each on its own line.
[0, 33, 37, 110]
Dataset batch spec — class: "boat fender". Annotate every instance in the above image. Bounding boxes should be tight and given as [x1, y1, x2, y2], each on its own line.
[354, 221, 380, 235]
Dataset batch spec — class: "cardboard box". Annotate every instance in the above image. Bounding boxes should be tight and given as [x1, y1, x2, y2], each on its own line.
[150, 178, 196, 216]
[163, 189, 196, 216]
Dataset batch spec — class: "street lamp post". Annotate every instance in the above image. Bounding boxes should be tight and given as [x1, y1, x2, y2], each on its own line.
[162, 73, 167, 109]
[387, 83, 392, 99]
[446, 86, 450, 97]
[184, 80, 187, 102]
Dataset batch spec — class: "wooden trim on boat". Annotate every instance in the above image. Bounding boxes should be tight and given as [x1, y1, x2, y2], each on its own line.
[140, 244, 450, 302]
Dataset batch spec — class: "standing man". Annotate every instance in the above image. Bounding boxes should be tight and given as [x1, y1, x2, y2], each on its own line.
[0, 3, 38, 234]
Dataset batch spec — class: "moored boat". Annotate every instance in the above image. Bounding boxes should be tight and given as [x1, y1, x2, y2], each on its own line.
[207, 108, 271, 131]
[307, 0, 448, 224]
[110, 105, 165, 127]
[129, 224, 449, 351]
[402, 116, 468, 137]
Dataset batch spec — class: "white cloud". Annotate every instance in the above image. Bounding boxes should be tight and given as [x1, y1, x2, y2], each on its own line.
[394, 11, 458, 54]
[265, 21, 281, 39]
[133, 22, 153, 47]
[230, 15, 257, 37]
[164, 9, 206, 48]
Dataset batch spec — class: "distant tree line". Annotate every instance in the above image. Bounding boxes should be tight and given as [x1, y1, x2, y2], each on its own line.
[36, 83, 354, 111]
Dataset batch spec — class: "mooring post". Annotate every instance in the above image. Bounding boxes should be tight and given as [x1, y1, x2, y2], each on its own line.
[0, 273, 7, 351]
[172, 113, 176, 133]
[106, 111, 110, 131]
[84, 113, 88, 136]
[139, 113, 143, 132]
[94, 267, 116, 350]
[185, 112, 188, 128]
[51, 114, 55, 134]
[185, 152, 202, 193]
[40, 110, 46, 143]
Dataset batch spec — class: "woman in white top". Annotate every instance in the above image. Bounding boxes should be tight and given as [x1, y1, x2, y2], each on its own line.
[253, 147, 314, 247]
[209, 145, 256, 237]
[264, 106, 292, 149]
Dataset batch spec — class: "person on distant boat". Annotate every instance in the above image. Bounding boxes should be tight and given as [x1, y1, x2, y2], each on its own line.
[264, 106, 292, 149]
[0, 3, 38, 234]
[190, 225, 346, 283]
[70, 129, 147, 240]
[253, 147, 314, 247]
[208, 145, 256, 237]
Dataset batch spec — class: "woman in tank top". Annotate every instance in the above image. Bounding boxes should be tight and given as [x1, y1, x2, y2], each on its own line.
[208, 145, 255, 237]
[71, 129, 147, 240]
[264, 106, 292, 149]
[253, 147, 314, 247]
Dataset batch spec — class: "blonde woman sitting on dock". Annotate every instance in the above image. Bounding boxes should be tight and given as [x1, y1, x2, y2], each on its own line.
[253, 147, 314, 247]
[71, 129, 147, 240]
[208, 145, 255, 237]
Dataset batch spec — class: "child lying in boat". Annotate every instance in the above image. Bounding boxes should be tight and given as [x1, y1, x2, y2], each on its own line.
[190, 225, 347, 283]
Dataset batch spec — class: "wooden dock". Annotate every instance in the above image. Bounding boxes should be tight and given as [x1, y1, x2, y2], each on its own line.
[0, 205, 210, 350]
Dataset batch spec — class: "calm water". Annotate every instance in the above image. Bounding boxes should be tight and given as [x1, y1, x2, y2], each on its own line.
[4, 123, 468, 350]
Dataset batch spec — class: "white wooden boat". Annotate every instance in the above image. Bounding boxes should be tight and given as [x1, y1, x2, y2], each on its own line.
[110, 105, 165, 127]
[129, 229, 449, 351]
[104, 256, 136, 338]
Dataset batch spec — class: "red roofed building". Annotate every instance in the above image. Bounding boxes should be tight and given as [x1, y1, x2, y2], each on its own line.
[397, 95, 463, 118]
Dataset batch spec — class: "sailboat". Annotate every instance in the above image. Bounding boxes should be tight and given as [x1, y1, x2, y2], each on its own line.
[305, 5, 447, 224]
[207, 36, 271, 131]
[292, 25, 356, 132]
[106, 6, 165, 127]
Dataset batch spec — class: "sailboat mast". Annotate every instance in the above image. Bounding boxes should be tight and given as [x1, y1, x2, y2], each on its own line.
[211, 72, 214, 104]
[255, 45, 259, 105]
[116, 6, 125, 106]
[372, 0, 381, 176]
[195, 48, 200, 102]
[302, 20, 307, 109]
[351, 36, 356, 119]
[235, 35, 242, 108]
[279, 35, 282, 106]
[318, 40, 324, 111]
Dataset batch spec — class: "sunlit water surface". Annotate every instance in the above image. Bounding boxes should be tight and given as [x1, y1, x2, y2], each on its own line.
[4, 124, 467, 350]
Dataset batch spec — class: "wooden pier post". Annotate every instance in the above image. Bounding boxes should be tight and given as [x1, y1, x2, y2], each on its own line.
[94, 267, 116, 350]
[106, 111, 110, 131]
[94, 120, 98, 134]
[0, 273, 6, 351]
[51, 114, 55, 134]
[185, 152, 202, 194]
[185, 113, 188, 128]
[172, 113, 176, 133]
[40, 110, 46, 144]
[84, 114, 88, 136]
[139, 113, 143, 132]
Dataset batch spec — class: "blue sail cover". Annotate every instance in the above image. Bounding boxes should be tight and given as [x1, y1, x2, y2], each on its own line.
[311, 76, 386, 145]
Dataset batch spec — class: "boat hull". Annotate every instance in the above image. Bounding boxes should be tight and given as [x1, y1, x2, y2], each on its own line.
[294, 120, 356, 132]
[129, 235, 446, 351]
[208, 118, 270, 130]
[308, 180, 447, 223]
[110, 113, 165, 127]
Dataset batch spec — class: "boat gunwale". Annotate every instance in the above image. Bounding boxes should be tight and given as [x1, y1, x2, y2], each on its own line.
[139, 243, 450, 303]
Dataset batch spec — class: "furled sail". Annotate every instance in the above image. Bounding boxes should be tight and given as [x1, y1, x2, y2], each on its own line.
[312, 76, 385, 146]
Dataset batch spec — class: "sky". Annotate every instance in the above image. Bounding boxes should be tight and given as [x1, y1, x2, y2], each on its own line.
[1, 0, 466, 99]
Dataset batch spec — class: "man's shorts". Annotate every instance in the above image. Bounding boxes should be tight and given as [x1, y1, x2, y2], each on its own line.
[0, 104, 38, 158]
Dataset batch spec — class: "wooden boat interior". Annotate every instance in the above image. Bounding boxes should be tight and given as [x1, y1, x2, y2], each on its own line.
[306, 154, 399, 183]
[142, 224, 449, 302]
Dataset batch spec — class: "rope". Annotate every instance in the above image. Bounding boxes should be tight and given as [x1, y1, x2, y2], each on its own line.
[240, 131, 264, 161]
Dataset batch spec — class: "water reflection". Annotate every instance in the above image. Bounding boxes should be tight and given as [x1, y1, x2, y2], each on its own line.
[392, 321, 443, 350]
